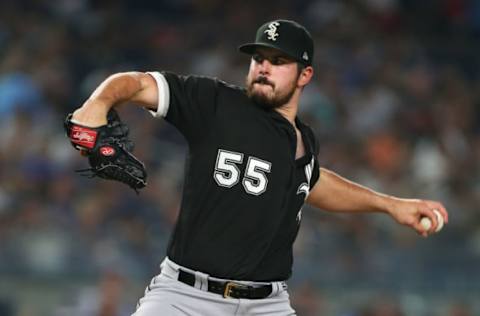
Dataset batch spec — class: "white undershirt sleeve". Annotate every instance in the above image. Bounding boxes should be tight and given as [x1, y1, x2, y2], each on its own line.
[146, 71, 170, 118]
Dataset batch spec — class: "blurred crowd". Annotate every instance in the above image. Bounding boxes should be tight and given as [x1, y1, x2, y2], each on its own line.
[1, 0, 480, 315]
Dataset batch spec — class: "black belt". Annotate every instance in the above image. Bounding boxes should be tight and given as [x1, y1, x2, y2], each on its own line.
[178, 269, 272, 299]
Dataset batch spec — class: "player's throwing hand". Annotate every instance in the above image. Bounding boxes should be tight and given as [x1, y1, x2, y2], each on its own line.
[387, 198, 448, 237]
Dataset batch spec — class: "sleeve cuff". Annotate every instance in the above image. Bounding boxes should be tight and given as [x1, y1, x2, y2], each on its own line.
[146, 71, 170, 118]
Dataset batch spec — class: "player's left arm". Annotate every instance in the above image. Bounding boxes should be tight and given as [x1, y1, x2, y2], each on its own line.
[306, 167, 449, 237]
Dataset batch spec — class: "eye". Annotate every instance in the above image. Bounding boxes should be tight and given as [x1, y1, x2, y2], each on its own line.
[272, 57, 284, 65]
[252, 54, 264, 63]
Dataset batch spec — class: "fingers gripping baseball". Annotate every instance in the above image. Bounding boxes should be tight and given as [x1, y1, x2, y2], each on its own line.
[391, 199, 448, 237]
[420, 210, 444, 232]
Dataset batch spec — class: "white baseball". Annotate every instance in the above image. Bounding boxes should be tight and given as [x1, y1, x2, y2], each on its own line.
[420, 209, 444, 233]
[420, 217, 432, 231]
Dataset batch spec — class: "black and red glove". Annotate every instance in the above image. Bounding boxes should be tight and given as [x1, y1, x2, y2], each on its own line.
[64, 109, 147, 192]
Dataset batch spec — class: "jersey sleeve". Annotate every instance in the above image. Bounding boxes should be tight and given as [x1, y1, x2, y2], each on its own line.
[307, 128, 321, 189]
[147, 71, 218, 143]
[310, 154, 320, 189]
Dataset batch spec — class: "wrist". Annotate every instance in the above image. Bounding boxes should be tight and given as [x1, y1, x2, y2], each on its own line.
[84, 97, 111, 114]
[72, 99, 111, 127]
[374, 193, 397, 215]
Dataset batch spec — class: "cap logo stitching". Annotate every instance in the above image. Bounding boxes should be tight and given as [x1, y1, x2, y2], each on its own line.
[302, 52, 309, 61]
[264, 22, 280, 41]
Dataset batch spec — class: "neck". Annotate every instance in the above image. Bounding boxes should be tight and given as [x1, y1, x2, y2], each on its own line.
[274, 90, 301, 125]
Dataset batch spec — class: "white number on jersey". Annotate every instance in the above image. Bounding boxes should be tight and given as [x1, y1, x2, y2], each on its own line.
[213, 149, 272, 195]
[242, 156, 272, 195]
[213, 150, 244, 187]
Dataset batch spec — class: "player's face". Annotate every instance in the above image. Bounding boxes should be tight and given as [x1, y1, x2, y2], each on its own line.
[246, 48, 301, 109]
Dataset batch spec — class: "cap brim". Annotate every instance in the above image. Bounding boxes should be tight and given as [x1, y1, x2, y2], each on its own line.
[238, 43, 299, 62]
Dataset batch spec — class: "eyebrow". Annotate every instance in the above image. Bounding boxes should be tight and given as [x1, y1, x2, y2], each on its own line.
[254, 52, 293, 61]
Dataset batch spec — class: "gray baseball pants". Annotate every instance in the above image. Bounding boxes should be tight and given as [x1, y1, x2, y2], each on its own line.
[132, 257, 297, 316]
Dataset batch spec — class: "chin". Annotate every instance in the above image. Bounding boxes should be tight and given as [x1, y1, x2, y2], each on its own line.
[250, 92, 280, 109]
[253, 90, 273, 101]
[251, 88, 272, 101]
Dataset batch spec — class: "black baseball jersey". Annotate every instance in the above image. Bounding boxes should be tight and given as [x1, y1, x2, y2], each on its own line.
[149, 71, 320, 282]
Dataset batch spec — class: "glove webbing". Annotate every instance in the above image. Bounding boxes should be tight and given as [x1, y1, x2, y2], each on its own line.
[76, 163, 146, 194]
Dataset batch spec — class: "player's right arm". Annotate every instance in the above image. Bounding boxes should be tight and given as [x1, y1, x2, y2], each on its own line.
[306, 168, 449, 237]
[71, 72, 159, 126]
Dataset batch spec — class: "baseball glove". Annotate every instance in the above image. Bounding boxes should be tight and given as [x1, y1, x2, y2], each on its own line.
[64, 109, 147, 193]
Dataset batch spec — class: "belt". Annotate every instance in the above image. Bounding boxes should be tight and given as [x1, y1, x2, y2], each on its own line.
[178, 269, 272, 299]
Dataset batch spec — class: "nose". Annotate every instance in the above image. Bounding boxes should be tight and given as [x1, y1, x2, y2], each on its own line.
[257, 58, 272, 75]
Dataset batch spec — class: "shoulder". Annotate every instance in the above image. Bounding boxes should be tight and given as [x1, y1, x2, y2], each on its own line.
[162, 71, 216, 88]
[162, 72, 242, 92]
[162, 72, 248, 102]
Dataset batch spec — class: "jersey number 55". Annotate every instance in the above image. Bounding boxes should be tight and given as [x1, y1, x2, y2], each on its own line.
[213, 149, 272, 196]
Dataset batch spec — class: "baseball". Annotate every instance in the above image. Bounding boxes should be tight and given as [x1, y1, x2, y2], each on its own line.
[420, 209, 444, 233]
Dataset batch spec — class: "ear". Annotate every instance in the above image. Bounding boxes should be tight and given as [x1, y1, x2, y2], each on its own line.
[297, 66, 314, 88]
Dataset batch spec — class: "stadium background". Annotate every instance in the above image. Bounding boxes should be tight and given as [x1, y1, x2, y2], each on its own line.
[1, 0, 480, 315]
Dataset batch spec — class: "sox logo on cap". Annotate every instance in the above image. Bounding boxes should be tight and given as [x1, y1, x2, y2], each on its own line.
[264, 22, 280, 41]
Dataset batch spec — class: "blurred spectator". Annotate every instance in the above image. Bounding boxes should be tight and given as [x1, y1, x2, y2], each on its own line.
[0, 299, 14, 316]
[291, 282, 325, 316]
[357, 297, 404, 316]
[448, 301, 474, 316]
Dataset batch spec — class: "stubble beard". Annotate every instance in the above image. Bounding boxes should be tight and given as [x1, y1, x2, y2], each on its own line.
[246, 75, 297, 110]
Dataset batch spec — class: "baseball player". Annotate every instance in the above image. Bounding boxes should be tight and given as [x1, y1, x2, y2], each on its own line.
[68, 20, 449, 315]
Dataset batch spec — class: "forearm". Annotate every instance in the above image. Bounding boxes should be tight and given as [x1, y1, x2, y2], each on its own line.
[89, 72, 143, 106]
[83, 72, 144, 114]
[306, 168, 395, 214]
[73, 72, 156, 126]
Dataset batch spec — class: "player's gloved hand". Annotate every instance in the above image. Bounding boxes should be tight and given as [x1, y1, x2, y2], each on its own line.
[64, 109, 147, 193]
